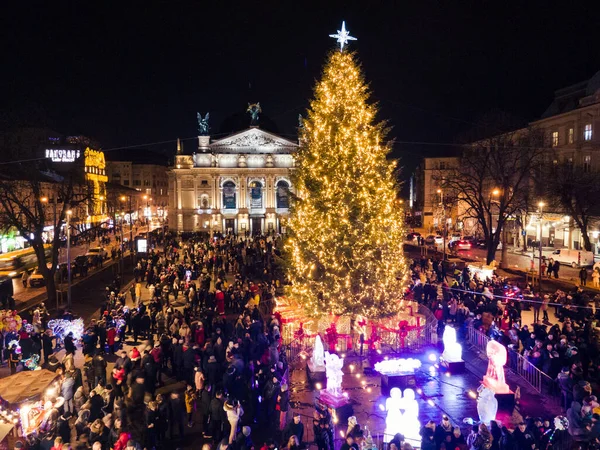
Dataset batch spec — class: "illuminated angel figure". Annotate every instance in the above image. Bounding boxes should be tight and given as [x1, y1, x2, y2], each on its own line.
[311, 335, 325, 369]
[247, 103, 262, 126]
[324, 351, 344, 394]
[384, 388, 404, 442]
[483, 340, 510, 393]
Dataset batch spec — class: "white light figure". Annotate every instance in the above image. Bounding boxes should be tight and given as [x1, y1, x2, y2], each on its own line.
[324, 351, 344, 395]
[476, 385, 498, 426]
[329, 21, 357, 52]
[374, 358, 422, 375]
[441, 326, 463, 362]
[310, 335, 326, 371]
[483, 340, 510, 394]
[399, 388, 421, 446]
[384, 388, 404, 442]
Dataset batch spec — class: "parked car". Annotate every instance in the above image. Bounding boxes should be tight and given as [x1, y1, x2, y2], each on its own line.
[449, 239, 473, 251]
[476, 239, 502, 250]
[551, 249, 594, 268]
[86, 247, 107, 259]
[425, 235, 443, 246]
[449, 233, 462, 243]
[28, 269, 45, 288]
[406, 232, 421, 242]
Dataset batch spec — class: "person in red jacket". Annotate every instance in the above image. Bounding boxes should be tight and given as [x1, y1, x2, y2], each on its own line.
[106, 326, 117, 354]
[215, 289, 225, 315]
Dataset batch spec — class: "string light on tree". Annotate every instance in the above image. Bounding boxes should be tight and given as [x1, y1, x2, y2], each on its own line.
[329, 21, 357, 51]
[286, 46, 408, 319]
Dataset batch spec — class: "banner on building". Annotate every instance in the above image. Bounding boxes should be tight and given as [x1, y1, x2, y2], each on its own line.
[223, 185, 236, 209]
[277, 186, 289, 209]
[251, 187, 262, 209]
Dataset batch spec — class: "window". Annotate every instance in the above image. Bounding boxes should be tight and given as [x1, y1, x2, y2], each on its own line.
[222, 181, 236, 209]
[584, 155, 592, 172]
[568, 127, 574, 144]
[201, 180, 209, 186]
[585, 123, 593, 141]
[276, 180, 290, 209]
[552, 131, 559, 147]
[439, 161, 446, 170]
[123, 180, 130, 186]
[133, 180, 141, 186]
[145, 188, 151, 195]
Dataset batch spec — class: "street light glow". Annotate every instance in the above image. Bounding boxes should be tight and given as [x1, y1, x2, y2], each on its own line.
[120, 196, 126, 201]
[492, 188, 500, 196]
[436, 189, 442, 194]
[66, 210, 72, 215]
[40, 196, 48, 203]
[538, 201, 545, 208]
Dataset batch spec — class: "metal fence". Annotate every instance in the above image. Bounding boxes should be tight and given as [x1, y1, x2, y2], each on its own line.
[465, 326, 560, 406]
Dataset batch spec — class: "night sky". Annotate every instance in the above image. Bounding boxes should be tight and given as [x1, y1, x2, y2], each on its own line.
[3, 1, 600, 184]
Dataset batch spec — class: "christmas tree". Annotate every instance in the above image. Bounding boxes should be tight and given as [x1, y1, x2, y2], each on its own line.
[287, 50, 408, 318]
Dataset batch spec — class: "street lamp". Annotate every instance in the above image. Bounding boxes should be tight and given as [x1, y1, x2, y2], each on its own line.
[120, 195, 134, 264]
[66, 209, 72, 309]
[437, 189, 446, 259]
[538, 201, 545, 292]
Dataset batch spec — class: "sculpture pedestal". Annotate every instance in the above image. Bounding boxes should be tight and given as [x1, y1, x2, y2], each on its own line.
[380, 373, 416, 396]
[307, 361, 326, 386]
[495, 392, 515, 412]
[318, 390, 353, 425]
[439, 358, 466, 373]
[482, 376, 511, 395]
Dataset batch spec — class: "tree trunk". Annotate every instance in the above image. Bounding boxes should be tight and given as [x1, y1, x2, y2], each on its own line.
[486, 243, 497, 265]
[500, 227, 508, 269]
[581, 227, 593, 252]
[45, 275, 57, 308]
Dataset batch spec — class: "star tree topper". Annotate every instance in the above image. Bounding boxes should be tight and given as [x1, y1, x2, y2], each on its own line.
[329, 21, 357, 52]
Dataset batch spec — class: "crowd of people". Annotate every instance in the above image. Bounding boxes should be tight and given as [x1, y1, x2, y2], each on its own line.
[410, 255, 600, 448]
[1, 231, 330, 450]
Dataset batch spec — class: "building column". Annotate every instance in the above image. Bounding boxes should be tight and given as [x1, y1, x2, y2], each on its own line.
[176, 178, 182, 210]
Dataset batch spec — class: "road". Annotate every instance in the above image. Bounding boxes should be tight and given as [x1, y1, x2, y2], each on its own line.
[422, 243, 585, 282]
[12, 224, 150, 304]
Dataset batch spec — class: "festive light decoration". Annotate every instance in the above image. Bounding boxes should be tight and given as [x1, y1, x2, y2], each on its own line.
[400, 388, 421, 446]
[476, 385, 498, 425]
[441, 326, 463, 363]
[483, 340, 510, 394]
[47, 318, 84, 341]
[324, 351, 344, 394]
[309, 335, 326, 371]
[329, 21, 357, 52]
[286, 50, 408, 319]
[384, 388, 403, 442]
[374, 358, 422, 375]
[23, 354, 41, 371]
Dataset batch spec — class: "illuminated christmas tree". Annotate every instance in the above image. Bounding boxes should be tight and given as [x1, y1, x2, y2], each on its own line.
[287, 49, 407, 318]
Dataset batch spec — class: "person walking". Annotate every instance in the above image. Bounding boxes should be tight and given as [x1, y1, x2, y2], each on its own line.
[580, 267, 588, 286]
[552, 260, 560, 279]
[593, 268, 600, 288]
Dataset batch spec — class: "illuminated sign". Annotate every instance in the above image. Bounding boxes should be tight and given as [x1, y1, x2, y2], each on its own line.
[136, 238, 147, 253]
[45, 149, 81, 162]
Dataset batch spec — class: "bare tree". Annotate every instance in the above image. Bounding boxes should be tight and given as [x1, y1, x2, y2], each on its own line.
[441, 129, 544, 264]
[0, 129, 91, 307]
[543, 160, 600, 252]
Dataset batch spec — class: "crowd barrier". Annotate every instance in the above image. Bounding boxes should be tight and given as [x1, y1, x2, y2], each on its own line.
[282, 302, 439, 362]
[465, 326, 561, 406]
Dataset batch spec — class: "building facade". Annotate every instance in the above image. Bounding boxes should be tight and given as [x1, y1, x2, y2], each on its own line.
[525, 71, 600, 251]
[105, 151, 169, 222]
[414, 157, 460, 233]
[169, 127, 297, 234]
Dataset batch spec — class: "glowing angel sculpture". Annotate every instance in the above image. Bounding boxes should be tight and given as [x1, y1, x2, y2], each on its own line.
[384, 388, 404, 442]
[311, 335, 326, 369]
[324, 351, 344, 394]
[483, 340, 510, 394]
[441, 326, 463, 362]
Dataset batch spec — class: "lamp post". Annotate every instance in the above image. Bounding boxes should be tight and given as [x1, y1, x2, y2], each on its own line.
[437, 189, 446, 260]
[538, 201, 545, 292]
[66, 209, 72, 309]
[121, 195, 134, 263]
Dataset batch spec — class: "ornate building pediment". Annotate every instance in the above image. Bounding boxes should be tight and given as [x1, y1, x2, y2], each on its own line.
[210, 128, 298, 153]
